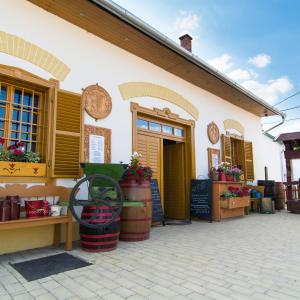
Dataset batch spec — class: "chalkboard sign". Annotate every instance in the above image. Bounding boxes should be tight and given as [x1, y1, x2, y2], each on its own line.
[258, 180, 275, 199]
[150, 179, 165, 225]
[190, 179, 212, 222]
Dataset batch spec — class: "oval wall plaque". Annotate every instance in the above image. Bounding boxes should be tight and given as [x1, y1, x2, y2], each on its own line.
[207, 122, 220, 144]
[83, 84, 112, 120]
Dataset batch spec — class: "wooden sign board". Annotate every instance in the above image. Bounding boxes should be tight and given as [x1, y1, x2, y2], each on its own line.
[190, 179, 212, 222]
[150, 179, 165, 225]
[258, 180, 275, 199]
[83, 125, 111, 163]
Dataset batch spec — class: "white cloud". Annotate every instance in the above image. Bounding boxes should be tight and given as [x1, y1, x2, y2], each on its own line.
[208, 54, 233, 73]
[248, 54, 271, 68]
[175, 12, 200, 35]
[227, 68, 252, 81]
[242, 76, 293, 103]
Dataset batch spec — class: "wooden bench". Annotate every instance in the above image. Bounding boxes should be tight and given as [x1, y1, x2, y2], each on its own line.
[0, 184, 73, 251]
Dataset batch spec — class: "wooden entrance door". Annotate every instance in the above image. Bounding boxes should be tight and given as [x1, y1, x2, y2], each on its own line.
[137, 133, 162, 192]
[163, 143, 186, 219]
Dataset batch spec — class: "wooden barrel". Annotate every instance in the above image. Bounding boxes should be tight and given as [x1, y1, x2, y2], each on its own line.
[119, 178, 152, 241]
[80, 205, 120, 252]
[119, 178, 152, 203]
[275, 182, 285, 210]
[119, 202, 152, 241]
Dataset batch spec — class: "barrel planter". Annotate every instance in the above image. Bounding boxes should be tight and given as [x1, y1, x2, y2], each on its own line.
[119, 178, 152, 241]
[80, 205, 120, 252]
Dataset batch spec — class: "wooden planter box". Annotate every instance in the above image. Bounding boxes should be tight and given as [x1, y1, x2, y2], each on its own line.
[220, 196, 250, 209]
[0, 162, 46, 177]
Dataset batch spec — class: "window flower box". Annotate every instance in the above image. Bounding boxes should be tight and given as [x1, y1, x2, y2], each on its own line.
[0, 162, 46, 177]
[220, 196, 250, 209]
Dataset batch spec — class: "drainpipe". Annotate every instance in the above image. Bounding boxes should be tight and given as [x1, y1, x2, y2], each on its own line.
[263, 113, 286, 134]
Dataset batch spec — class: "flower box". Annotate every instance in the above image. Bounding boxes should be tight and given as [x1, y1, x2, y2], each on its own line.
[0, 162, 46, 177]
[220, 196, 250, 209]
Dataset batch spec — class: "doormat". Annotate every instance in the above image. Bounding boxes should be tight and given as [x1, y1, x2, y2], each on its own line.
[164, 219, 192, 225]
[10, 253, 91, 281]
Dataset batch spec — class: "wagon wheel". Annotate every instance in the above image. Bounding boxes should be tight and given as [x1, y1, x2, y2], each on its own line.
[70, 174, 124, 229]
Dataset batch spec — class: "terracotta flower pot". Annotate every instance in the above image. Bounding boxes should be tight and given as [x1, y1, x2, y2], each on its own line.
[219, 172, 226, 182]
[226, 175, 234, 182]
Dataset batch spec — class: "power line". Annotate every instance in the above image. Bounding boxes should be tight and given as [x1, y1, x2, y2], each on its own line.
[281, 104, 300, 112]
[274, 91, 300, 106]
[262, 117, 300, 125]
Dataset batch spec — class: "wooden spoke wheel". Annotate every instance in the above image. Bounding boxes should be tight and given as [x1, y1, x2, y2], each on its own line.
[70, 174, 123, 229]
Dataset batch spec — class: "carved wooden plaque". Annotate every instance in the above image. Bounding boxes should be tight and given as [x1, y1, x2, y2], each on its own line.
[207, 122, 220, 144]
[83, 84, 112, 120]
[83, 125, 111, 163]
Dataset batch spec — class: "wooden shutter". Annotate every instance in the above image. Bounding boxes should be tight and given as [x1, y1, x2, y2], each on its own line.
[221, 134, 232, 165]
[244, 141, 254, 181]
[137, 133, 162, 191]
[51, 90, 82, 178]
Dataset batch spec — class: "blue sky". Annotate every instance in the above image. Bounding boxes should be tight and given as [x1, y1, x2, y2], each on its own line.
[113, 0, 300, 136]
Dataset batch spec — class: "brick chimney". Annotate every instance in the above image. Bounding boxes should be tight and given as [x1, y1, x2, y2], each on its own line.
[179, 34, 193, 52]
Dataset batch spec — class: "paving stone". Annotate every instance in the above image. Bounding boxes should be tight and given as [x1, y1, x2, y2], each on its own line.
[35, 293, 58, 300]
[102, 293, 126, 300]
[13, 293, 34, 300]
[114, 286, 135, 298]
[169, 284, 193, 296]
[50, 286, 73, 299]
[41, 280, 60, 291]
[150, 284, 178, 298]
[131, 285, 153, 297]
[29, 288, 48, 297]
[5, 282, 25, 295]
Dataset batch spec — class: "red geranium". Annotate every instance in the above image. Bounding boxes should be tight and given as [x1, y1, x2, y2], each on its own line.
[0, 137, 4, 145]
[13, 149, 23, 156]
[7, 145, 17, 151]
[136, 169, 145, 177]
[17, 141, 25, 147]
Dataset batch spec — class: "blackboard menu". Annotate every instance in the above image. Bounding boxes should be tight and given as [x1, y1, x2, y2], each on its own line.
[190, 179, 212, 221]
[150, 179, 165, 225]
[258, 180, 275, 199]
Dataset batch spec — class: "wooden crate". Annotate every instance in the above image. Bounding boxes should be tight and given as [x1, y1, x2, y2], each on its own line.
[220, 196, 250, 209]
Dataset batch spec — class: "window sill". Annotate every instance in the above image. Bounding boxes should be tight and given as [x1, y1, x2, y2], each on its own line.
[0, 162, 46, 177]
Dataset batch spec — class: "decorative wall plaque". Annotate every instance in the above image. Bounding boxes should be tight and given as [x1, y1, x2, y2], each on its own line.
[83, 125, 111, 163]
[83, 84, 112, 120]
[207, 122, 220, 144]
[207, 148, 220, 171]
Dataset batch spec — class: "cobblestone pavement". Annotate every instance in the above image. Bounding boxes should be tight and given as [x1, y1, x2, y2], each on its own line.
[1, 211, 300, 300]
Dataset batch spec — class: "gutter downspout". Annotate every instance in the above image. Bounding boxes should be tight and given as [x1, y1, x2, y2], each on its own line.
[263, 113, 286, 134]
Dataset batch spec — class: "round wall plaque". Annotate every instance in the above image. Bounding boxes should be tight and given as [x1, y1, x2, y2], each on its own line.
[207, 122, 220, 144]
[83, 84, 112, 120]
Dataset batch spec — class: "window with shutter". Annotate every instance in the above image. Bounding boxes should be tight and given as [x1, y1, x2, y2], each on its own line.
[51, 90, 82, 178]
[221, 134, 232, 165]
[244, 141, 254, 181]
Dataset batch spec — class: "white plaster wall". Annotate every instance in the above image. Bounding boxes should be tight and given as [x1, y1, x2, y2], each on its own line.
[0, 0, 283, 185]
[292, 160, 300, 181]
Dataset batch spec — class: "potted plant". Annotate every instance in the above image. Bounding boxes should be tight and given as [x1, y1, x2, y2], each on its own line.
[0, 138, 45, 177]
[231, 166, 243, 182]
[121, 152, 153, 183]
[209, 167, 219, 181]
[225, 168, 234, 182]
[217, 162, 230, 181]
